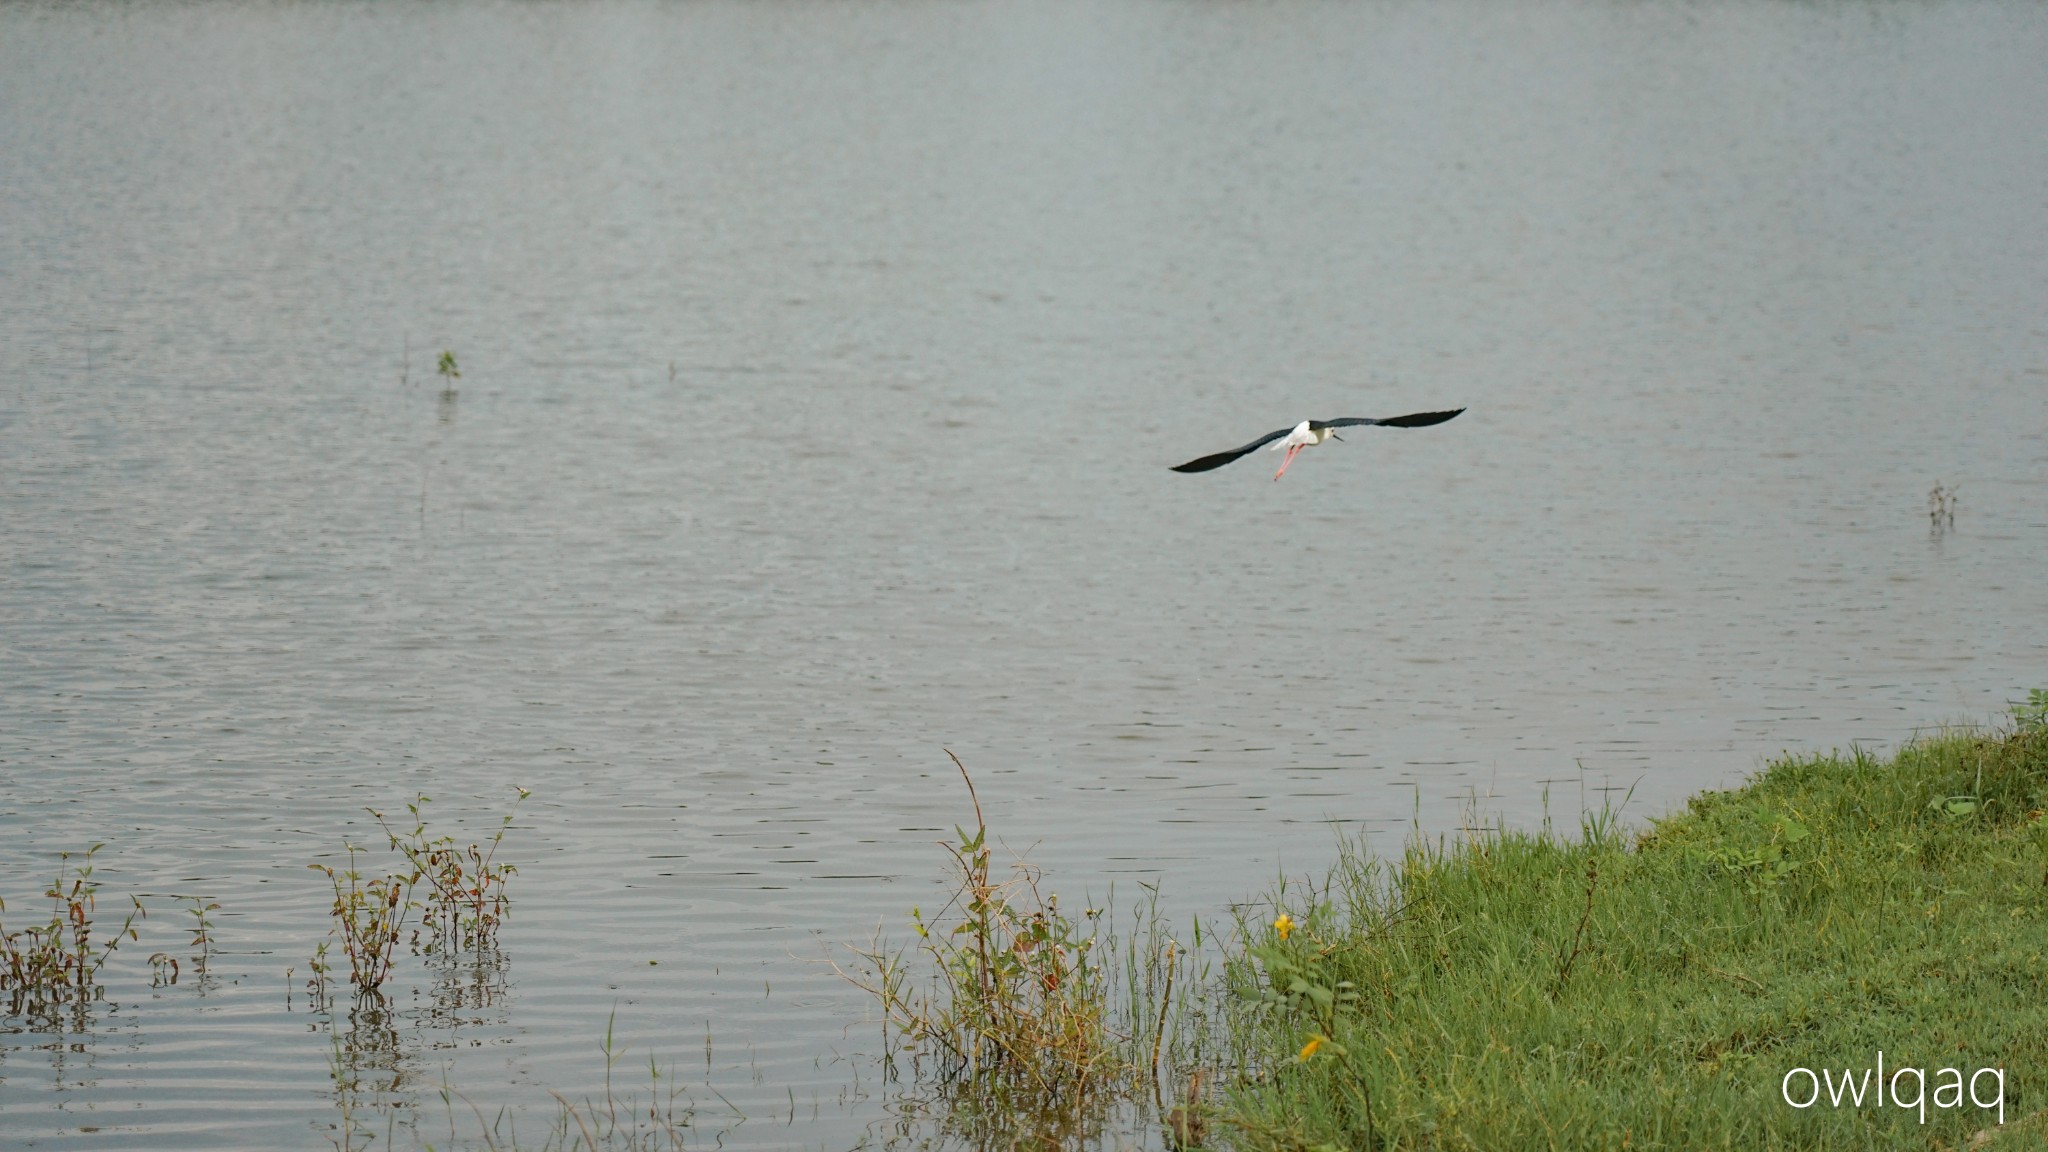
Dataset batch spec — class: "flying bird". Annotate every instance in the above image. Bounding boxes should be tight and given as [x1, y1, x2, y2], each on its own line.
[1170, 408, 1466, 480]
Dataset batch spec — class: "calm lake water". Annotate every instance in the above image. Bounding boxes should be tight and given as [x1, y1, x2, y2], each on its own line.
[3, 0, 2045, 1146]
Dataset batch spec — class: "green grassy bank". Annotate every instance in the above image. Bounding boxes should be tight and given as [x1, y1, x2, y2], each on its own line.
[1221, 723, 2048, 1151]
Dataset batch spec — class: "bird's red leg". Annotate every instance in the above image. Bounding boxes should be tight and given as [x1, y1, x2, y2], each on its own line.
[1274, 443, 1302, 480]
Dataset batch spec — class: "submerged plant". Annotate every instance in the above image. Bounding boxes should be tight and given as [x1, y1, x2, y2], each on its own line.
[1, 844, 145, 1023]
[373, 788, 529, 956]
[842, 753, 1217, 1146]
[186, 894, 219, 978]
[309, 844, 420, 998]
[857, 752, 1118, 1094]
[308, 790, 529, 1002]
[307, 939, 334, 1007]
[1928, 480, 1958, 532]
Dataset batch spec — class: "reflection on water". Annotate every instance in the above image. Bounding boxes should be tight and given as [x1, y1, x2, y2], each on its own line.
[4, 0, 2047, 1145]
[312, 952, 514, 1145]
[329, 998, 406, 1109]
[423, 949, 512, 1037]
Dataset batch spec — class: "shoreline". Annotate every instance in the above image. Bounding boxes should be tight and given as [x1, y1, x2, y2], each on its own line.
[1215, 720, 2048, 1149]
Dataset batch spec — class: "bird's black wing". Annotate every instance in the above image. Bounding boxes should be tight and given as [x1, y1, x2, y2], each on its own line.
[1314, 408, 1465, 431]
[1169, 426, 1294, 473]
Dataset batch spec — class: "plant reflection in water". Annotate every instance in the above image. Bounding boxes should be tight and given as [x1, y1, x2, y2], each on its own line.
[315, 945, 515, 1150]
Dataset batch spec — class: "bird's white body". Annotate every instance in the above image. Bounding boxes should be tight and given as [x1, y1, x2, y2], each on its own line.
[1267, 421, 1334, 478]
[1269, 421, 1336, 452]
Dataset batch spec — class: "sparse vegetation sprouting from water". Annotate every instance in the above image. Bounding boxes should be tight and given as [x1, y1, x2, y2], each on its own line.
[854, 752, 1119, 1092]
[186, 893, 219, 978]
[1929, 480, 1959, 533]
[437, 349, 460, 395]
[374, 788, 529, 956]
[0, 844, 145, 1026]
[842, 751, 1219, 1148]
[149, 894, 220, 990]
[308, 789, 529, 1001]
[1216, 719, 2048, 1150]
[307, 938, 335, 1006]
[310, 843, 420, 998]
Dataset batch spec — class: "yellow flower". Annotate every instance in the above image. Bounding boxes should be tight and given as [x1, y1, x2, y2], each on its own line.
[1297, 1036, 1323, 1062]
[1273, 913, 1294, 940]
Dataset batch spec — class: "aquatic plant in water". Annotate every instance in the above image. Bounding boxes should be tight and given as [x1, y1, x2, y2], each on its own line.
[437, 349, 460, 396]
[843, 752, 1217, 1147]
[0, 844, 145, 1026]
[851, 753, 1118, 1091]
[1928, 480, 1959, 532]
[310, 788, 529, 998]
[309, 844, 420, 998]
[186, 893, 219, 978]
[305, 792, 529, 1148]
[374, 788, 529, 956]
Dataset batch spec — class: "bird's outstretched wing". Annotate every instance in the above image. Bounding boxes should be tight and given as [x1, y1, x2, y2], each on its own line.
[1314, 407, 1466, 431]
[1169, 426, 1294, 473]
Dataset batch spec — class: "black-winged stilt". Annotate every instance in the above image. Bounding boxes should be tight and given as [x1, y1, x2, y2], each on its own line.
[1170, 408, 1465, 480]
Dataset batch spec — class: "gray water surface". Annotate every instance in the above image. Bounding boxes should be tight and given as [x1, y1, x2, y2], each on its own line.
[3, 0, 2046, 1147]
